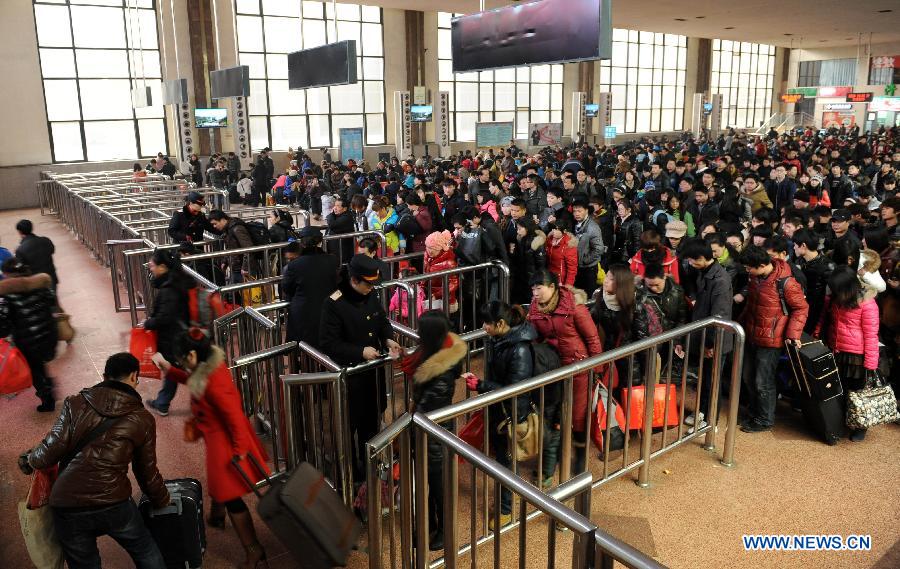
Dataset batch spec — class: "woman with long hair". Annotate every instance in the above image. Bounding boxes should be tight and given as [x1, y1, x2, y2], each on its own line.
[666, 193, 695, 237]
[821, 267, 880, 442]
[592, 264, 649, 385]
[145, 249, 191, 416]
[467, 301, 537, 528]
[158, 330, 271, 568]
[399, 311, 466, 550]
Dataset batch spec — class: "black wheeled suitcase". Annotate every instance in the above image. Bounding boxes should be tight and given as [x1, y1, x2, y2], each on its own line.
[233, 456, 361, 569]
[139, 478, 206, 569]
[785, 334, 843, 401]
[785, 337, 847, 444]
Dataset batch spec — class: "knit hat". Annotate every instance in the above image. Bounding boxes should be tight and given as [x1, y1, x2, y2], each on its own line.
[425, 230, 453, 251]
[811, 174, 824, 184]
[500, 196, 515, 208]
[665, 220, 687, 239]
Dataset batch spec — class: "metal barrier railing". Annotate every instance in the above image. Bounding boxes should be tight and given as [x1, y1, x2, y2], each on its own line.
[363, 317, 744, 568]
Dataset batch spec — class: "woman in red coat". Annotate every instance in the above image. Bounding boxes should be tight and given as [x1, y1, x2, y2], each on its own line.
[527, 269, 613, 482]
[423, 230, 459, 313]
[544, 220, 578, 288]
[162, 328, 270, 568]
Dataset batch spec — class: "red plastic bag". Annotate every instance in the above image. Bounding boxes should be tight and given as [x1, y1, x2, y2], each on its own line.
[591, 385, 627, 451]
[0, 339, 33, 396]
[618, 384, 680, 430]
[457, 409, 487, 463]
[129, 328, 161, 379]
[27, 466, 58, 510]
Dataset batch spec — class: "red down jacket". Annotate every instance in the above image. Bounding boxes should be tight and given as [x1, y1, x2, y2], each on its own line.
[545, 232, 578, 288]
[827, 295, 880, 371]
[423, 248, 459, 311]
[741, 259, 808, 348]
[527, 287, 602, 432]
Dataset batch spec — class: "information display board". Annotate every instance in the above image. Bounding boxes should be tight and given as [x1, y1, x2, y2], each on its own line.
[475, 121, 514, 148]
[339, 127, 364, 162]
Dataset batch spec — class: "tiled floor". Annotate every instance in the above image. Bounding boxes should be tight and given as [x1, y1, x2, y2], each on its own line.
[1, 207, 898, 569]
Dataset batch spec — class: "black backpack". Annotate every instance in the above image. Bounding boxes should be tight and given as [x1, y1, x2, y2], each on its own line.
[530, 342, 563, 414]
[241, 220, 272, 246]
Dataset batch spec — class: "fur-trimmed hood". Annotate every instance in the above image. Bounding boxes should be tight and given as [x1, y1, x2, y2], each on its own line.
[185, 345, 226, 398]
[413, 333, 467, 385]
[860, 248, 881, 274]
[0, 273, 52, 296]
[531, 230, 547, 251]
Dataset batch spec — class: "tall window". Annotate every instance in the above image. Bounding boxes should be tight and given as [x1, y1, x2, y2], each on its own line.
[711, 40, 775, 129]
[235, 0, 385, 150]
[32, 0, 166, 163]
[437, 12, 563, 142]
[597, 29, 687, 133]
[798, 58, 857, 87]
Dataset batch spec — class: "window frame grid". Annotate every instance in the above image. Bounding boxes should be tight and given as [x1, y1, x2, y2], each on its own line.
[235, 0, 386, 150]
[32, 0, 167, 163]
[711, 39, 776, 130]
[597, 29, 688, 134]
[437, 12, 564, 143]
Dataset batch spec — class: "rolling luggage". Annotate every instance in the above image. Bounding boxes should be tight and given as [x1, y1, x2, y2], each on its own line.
[785, 334, 842, 401]
[139, 478, 206, 569]
[785, 336, 846, 444]
[233, 456, 361, 568]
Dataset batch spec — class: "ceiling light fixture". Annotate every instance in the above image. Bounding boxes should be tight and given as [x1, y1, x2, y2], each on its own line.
[695, 16, 705, 19]
[674, 18, 686, 21]
[783, 33, 793, 36]
[724, 26, 735, 29]
[877, 9, 892, 13]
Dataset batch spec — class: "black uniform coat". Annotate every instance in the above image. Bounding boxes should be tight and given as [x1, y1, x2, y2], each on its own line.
[282, 251, 339, 347]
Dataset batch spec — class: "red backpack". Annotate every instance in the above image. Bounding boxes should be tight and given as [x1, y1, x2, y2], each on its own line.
[187, 287, 226, 336]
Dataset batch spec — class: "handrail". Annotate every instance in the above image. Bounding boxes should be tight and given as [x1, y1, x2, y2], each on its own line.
[232, 341, 297, 367]
[428, 317, 742, 424]
[413, 413, 665, 568]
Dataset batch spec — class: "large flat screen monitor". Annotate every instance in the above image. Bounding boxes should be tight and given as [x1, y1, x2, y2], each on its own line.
[584, 104, 599, 118]
[451, 0, 611, 73]
[288, 40, 358, 90]
[210, 66, 250, 99]
[195, 108, 228, 128]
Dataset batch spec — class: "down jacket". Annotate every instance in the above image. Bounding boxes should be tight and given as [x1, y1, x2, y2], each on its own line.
[825, 293, 880, 371]
[477, 322, 536, 421]
[423, 248, 459, 312]
[545, 232, 578, 287]
[28, 380, 169, 510]
[409, 333, 466, 464]
[0, 272, 57, 349]
[166, 346, 270, 502]
[741, 259, 808, 348]
[527, 287, 601, 432]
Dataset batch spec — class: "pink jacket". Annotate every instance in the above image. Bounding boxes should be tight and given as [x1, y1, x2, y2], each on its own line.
[827, 297, 880, 370]
[389, 287, 425, 320]
[478, 200, 499, 222]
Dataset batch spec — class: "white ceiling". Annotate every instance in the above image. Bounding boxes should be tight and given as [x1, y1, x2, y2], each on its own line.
[362, 0, 900, 48]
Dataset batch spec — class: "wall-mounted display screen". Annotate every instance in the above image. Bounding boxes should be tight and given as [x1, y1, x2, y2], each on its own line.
[410, 105, 433, 122]
[195, 108, 228, 128]
[584, 104, 599, 117]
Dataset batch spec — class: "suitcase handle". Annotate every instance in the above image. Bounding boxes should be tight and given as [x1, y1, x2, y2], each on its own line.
[151, 499, 182, 517]
[231, 454, 272, 498]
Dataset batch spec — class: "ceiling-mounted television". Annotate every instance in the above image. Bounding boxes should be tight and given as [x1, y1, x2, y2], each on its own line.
[163, 78, 188, 105]
[210, 65, 250, 99]
[288, 40, 358, 90]
[195, 108, 228, 128]
[451, 0, 611, 73]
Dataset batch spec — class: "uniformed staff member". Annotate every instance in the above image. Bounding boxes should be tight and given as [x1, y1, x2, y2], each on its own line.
[319, 254, 401, 484]
[168, 191, 215, 244]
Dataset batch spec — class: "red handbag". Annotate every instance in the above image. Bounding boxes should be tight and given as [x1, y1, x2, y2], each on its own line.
[591, 384, 627, 451]
[618, 384, 680, 430]
[0, 339, 32, 396]
[457, 409, 486, 463]
[27, 466, 58, 510]
[129, 328, 161, 379]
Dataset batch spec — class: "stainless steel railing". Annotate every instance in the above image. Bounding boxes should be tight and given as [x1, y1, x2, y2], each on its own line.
[364, 317, 744, 568]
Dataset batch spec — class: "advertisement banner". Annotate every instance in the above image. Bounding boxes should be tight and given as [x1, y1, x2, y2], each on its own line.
[821, 111, 856, 129]
[528, 123, 563, 146]
[339, 127, 364, 162]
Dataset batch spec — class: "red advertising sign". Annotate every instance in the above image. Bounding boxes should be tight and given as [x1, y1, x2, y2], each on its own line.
[846, 92, 873, 103]
[781, 93, 803, 103]
[818, 86, 852, 98]
[871, 56, 898, 69]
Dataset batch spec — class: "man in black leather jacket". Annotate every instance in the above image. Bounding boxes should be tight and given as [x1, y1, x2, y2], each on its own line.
[793, 229, 835, 335]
